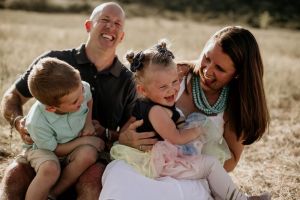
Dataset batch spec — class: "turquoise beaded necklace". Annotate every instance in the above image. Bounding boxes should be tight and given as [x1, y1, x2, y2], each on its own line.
[192, 74, 229, 115]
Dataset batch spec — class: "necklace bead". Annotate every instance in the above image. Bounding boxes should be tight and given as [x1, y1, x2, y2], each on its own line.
[192, 74, 228, 115]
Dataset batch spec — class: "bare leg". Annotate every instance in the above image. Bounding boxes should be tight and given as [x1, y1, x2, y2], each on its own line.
[0, 157, 35, 200]
[76, 161, 106, 200]
[192, 155, 270, 200]
[25, 161, 60, 200]
[51, 145, 98, 198]
[185, 155, 248, 200]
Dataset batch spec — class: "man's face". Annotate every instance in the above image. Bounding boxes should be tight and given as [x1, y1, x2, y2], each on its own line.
[87, 4, 125, 51]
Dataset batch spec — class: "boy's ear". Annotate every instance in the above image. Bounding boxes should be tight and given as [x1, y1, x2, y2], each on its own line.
[45, 106, 56, 113]
[136, 84, 146, 96]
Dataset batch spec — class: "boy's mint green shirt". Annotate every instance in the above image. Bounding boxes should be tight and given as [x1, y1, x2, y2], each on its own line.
[26, 81, 92, 151]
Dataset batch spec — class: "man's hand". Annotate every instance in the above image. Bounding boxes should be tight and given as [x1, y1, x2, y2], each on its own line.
[118, 118, 157, 152]
[15, 116, 33, 145]
[92, 120, 105, 137]
[1, 85, 32, 144]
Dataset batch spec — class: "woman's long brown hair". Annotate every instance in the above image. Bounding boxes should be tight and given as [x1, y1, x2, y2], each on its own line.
[179, 26, 270, 145]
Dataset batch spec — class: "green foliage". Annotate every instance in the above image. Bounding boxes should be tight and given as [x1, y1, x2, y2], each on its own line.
[119, 0, 300, 29]
[259, 11, 271, 29]
[0, 0, 5, 8]
[5, 0, 50, 12]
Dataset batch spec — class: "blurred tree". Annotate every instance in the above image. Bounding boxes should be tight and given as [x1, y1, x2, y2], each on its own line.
[118, 0, 300, 28]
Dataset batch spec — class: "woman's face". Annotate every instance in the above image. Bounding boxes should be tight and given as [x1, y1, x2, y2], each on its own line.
[199, 41, 236, 93]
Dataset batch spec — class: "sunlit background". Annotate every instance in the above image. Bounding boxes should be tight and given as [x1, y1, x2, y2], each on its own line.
[0, 1, 299, 199]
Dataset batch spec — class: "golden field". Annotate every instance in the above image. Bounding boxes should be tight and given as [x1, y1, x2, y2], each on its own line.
[0, 10, 299, 199]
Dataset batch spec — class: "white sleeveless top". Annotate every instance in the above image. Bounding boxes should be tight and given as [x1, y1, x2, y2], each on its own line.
[177, 74, 231, 164]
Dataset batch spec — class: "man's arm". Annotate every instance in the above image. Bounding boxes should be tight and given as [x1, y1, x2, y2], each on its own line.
[0, 85, 33, 143]
[118, 118, 157, 152]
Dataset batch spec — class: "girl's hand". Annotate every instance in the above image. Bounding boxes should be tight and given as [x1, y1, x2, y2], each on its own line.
[118, 118, 157, 152]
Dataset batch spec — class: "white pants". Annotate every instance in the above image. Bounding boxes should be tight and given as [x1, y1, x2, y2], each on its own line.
[99, 160, 213, 200]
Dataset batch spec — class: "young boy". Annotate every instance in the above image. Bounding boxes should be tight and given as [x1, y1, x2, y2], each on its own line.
[24, 57, 104, 200]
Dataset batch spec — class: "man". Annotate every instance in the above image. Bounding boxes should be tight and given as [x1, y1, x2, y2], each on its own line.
[0, 2, 156, 200]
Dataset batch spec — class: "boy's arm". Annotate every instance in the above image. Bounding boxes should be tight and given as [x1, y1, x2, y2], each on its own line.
[149, 106, 201, 145]
[81, 98, 95, 136]
[28, 120, 104, 157]
[54, 136, 105, 157]
[86, 98, 93, 124]
[27, 123, 58, 151]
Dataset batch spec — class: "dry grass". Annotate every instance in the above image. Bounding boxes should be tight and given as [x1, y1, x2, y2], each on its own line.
[0, 10, 299, 199]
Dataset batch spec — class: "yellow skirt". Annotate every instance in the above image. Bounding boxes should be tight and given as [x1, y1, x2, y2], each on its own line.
[110, 144, 158, 178]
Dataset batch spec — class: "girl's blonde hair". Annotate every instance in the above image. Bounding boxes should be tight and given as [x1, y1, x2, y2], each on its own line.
[126, 39, 175, 83]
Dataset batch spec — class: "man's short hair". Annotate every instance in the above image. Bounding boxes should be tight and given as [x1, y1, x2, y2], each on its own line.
[28, 57, 81, 106]
[89, 2, 125, 21]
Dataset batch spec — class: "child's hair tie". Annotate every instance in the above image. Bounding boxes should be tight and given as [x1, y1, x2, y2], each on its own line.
[157, 45, 175, 59]
[130, 51, 145, 72]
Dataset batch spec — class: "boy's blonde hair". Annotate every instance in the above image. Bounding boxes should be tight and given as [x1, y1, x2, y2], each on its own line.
[28, 57, 81, 106]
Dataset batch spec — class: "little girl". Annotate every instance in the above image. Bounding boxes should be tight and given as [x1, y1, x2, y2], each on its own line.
[111, 40, 270, 200]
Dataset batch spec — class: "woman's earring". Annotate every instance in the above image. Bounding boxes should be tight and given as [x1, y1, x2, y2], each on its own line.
[234, 75, 239, 79]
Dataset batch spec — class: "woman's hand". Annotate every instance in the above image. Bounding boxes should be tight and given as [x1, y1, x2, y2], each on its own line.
[177, 62, 193, 82]
[118, 117, 157, 152]
[15, 116, 33, 144]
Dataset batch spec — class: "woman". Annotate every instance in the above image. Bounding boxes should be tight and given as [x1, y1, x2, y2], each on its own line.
[100, 26, 270, 200]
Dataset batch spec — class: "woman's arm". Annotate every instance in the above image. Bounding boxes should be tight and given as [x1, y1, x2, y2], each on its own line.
[223, 119, 244, 172]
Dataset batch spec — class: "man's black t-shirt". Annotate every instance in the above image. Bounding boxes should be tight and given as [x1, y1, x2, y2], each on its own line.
[16, 44, 137, 130]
